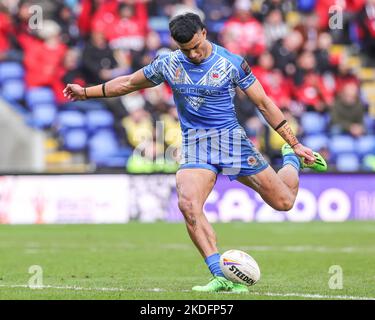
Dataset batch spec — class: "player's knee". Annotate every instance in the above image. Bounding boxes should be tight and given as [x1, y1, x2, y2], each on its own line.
[178, 197, 199, 217]
[272, 195, 294, 212]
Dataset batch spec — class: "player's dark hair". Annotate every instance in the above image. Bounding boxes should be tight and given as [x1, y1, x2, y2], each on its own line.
[169, 13, 205, 44]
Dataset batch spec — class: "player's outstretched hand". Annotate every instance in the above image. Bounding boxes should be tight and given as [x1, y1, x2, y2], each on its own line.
[293, 143, 315, 164]
[63, 84, 86, 101]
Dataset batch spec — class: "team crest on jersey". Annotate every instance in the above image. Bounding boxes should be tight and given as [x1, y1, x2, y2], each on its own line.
[208, 69, 222, 85]
[247, 156, 258, 166]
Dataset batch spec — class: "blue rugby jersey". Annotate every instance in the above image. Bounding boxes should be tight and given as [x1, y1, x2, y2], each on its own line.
[143, 42, 257, 135]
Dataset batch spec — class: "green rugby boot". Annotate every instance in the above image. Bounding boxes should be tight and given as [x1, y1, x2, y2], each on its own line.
[192, 276, 248, 293]
[232, 283, 250, 293]
[281, 143, 328, 172]
[192, 276, 233, 292]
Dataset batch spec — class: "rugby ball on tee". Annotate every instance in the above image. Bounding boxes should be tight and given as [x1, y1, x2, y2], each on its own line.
[220, 249, 261, 286]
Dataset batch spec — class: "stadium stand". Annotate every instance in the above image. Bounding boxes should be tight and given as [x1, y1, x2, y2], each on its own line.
[0, 0, 374, 172]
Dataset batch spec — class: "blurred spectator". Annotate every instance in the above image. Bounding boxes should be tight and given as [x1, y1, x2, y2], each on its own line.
[160, 106, 182, 149]
[122, 107, 154, 149]
[92, 0, 149, 51]
[220, 0, 266, 60]
[199, 0, 232, 41]
[314, 32, 334, 73]
[143, 84, 174, 121]
[60, 48, 85, 87]
[295, 12, 320, 51]
[55, 2, 79, 46]
[335, 62, 360, 92]
[252, 52, 292, 109]
[330, 82, 366, 137]
[148, 0, 177, 17]
[0, 5, 12, 53]
[0, 4, 22, 62]
[357, 0, 375, 63]
[171, 0, 205, 21]
[293, 50, 334, 112]
[260, 0, 294, 20]
[18, 20, 67, 103]
[263, 9, 289, 48]
[77, 0, 103, 37]
[132, 31, 163, 70]
[82, 31, 119, 84]
[271, 30, 304, 77]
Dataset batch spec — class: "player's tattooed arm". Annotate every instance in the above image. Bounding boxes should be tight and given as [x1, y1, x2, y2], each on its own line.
[243, 79, 299, 147]
[275, 122, 299, 148]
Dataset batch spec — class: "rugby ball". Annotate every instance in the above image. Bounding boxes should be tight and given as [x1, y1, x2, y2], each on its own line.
[220, 249, 261, 286]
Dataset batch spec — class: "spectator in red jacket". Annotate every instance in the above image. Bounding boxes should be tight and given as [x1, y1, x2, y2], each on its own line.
[252, 51, 292, 109]
[77, 0, 105, 37]
[220, 0, 266, 61]
[92, 0, 149, 51]
[316, 0, 365, 30]
[293, 50, 334, 112]
[18, 20, 67, 103]
[0, 6, 13, 57]
[358, 0, 375, 63]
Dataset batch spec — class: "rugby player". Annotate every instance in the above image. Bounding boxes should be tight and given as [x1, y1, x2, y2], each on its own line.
[63, 13, 327, 293]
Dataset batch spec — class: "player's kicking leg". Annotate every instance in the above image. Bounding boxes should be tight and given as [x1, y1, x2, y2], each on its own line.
[237, 144, 327, 212]
[176, 167, 248, 293]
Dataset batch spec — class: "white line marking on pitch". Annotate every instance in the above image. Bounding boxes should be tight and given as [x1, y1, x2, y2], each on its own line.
[0, 284, 374, 300]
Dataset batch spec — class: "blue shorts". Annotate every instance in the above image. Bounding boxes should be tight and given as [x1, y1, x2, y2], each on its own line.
[179, 127, 269, 181]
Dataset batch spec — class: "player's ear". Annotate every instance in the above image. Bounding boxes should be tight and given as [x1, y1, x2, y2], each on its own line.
[201, 28, 207, 39]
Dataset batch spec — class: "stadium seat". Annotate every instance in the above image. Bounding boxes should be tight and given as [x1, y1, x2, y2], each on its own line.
[357, 135, 375, 156]
[61, 100, 106, 112]
[26, 87, 55, 107]
[335, 153, 360, 172]
[0, 62, 24, 82]
[56, 110, 86, 129]
[61, 128, 88, 152]
[86, 109, 114, 132]
[301, 112, 327, 135]
[206, 21, 225, 34]
[32, 104, 57, 128]
[89, 129, 118, 156]
[89, 129, 131, 167]
[329, 135, 355, 155]
[364, 114, 375, 134]
[297, 0, 316, 12]
[303, 134, 329, 151]
[1, 79, 25, 101]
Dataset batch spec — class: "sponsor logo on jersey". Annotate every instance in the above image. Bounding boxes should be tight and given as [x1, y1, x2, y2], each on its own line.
[189, 68, 204, 72]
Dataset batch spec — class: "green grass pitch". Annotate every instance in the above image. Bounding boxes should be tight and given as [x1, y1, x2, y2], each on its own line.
[0, 222, 374, 300]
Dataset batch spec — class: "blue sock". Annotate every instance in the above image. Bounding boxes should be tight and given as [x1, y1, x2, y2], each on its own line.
[205, 253, 225, 277]
[283, 154, 301, 172]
